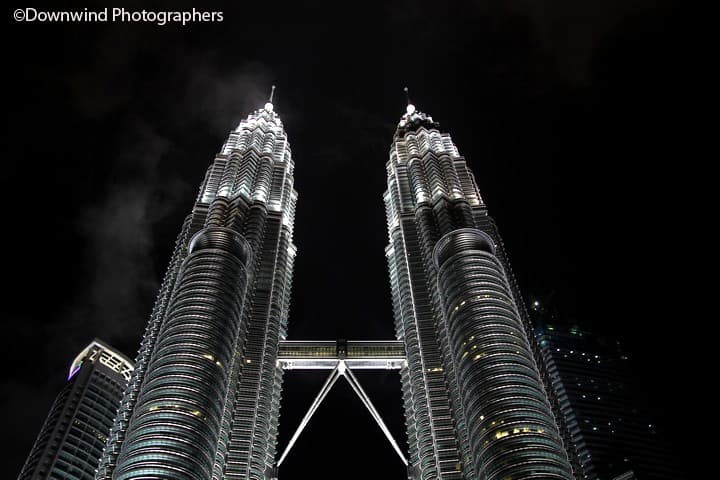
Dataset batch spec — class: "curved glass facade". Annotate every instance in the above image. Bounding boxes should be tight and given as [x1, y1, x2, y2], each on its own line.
[434, 229, 571, 479]
[114, 228, 251, 480]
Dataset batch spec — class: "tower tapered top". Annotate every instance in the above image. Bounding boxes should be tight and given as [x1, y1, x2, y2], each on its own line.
[396, 87, 438, 138]
[232, 85, 283, 132]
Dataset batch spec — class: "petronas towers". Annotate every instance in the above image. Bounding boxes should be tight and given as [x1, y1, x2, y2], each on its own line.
[96, 100, 296, 480]
[53, 96, 574, 480]
[386, 105, 573, 479]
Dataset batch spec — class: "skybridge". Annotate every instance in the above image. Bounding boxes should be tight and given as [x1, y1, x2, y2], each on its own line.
[277, 339, 406, 370]
[274, 340, 409, 476]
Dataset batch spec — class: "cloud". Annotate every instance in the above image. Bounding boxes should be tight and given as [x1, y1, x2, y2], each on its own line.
[182, 60, 275, 133]
[49, 32, 276, 351]
[58, 121, 189, 349]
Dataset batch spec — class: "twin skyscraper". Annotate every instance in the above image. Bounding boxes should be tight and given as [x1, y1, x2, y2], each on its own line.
[27, 95, 576, 480]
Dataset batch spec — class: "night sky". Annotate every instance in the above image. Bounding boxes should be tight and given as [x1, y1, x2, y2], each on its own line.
[3, 1, 693, 478]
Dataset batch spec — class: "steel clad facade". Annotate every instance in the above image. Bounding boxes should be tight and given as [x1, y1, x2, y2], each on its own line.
[385, 106, 573, 479]
[96, 103, 297, 480]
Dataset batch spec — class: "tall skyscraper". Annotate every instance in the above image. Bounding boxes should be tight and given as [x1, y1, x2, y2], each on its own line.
[19, 340, 133, 480]
[95, 97, 297, 480]
[383, 103, 574, 479]
[76, 95, 582, 480]
[533, 319, 682, 480]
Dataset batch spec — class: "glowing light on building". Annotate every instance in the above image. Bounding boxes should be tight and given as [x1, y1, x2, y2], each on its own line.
[384, 101, 573, 479]
[96, 101, 297, 480]
[19, 340, 133, 480]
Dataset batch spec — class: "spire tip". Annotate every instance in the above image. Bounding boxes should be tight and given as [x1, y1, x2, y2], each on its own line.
[264, 85, 276, 112]
[404, 87, 415, 114]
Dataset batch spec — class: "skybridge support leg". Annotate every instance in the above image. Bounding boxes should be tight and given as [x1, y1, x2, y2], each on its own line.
[343, 364, 409, 467]
[276, 360, 408, 470]
[277, 364, 342, 467]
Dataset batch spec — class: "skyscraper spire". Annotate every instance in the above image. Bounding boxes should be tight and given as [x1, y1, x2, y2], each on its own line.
[404, 86, 416, 115]
[265, 84, 276, 112]
[396, 89, 438, 138]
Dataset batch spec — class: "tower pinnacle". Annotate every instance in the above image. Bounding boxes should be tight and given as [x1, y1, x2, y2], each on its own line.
[404, 86, 416, 114]
[396, 88, 438, 137]
[264, 84, 276, 112]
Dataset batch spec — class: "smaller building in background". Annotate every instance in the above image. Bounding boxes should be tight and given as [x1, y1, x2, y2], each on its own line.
[18, 340, 133, 480]
[530, 302, 681, 480]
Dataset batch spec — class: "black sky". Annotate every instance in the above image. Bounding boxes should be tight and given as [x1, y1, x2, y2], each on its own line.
[2, 0, 695, 478]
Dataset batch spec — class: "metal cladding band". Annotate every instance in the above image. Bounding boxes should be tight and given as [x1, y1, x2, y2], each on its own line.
[114, 227, 250, 480]
[188, 226, 252, 261]
[434, 229, 573, 479]
[433, 228, 496, 268]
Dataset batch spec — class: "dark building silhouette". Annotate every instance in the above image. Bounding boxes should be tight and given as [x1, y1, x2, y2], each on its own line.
[18, 340, 133, 480]
[531, 303, 682, 479]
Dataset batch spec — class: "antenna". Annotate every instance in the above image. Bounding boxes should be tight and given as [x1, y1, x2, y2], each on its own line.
[404, 87, 416, 115]
[264, 85, 277, 112]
